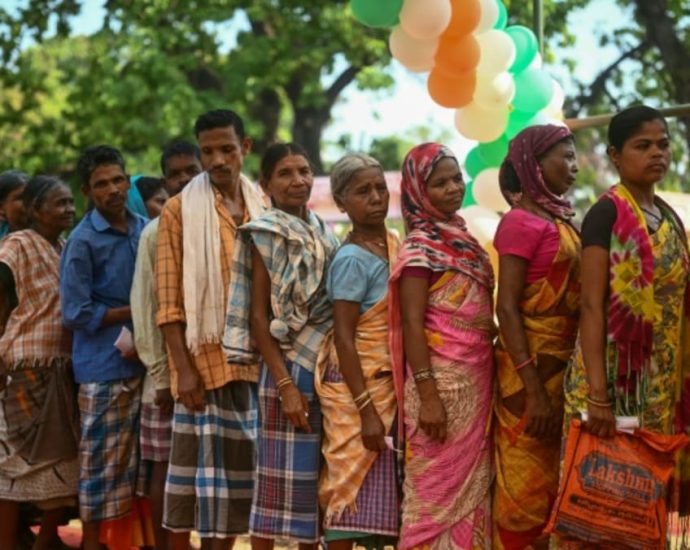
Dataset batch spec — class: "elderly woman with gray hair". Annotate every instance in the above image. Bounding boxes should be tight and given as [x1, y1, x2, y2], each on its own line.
[315, 153, 401, 549]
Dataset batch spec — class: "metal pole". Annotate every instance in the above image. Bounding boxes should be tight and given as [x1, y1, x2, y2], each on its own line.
[534, 0, 544, 57]
[565, 103, 690, 131]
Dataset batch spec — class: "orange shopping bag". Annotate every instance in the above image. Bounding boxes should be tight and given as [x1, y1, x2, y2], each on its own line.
[546, 419, 688, 550]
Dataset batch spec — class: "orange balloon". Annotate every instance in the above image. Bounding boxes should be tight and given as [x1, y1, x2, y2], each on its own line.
[427, 67, 476, 108]
[434, 33, 480, 75]
[445, 0, 482, 37]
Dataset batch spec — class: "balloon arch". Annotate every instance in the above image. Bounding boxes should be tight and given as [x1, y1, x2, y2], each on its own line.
[350, 0, 565, 227]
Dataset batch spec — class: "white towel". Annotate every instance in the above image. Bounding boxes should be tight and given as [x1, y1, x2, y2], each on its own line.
[181, 171, 265, 355]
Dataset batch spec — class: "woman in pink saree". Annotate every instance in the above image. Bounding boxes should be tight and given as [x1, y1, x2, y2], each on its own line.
[389, 143, 496, 549]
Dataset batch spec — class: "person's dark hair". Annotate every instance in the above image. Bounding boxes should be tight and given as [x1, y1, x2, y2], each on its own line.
[160, 139, 201, 174]
[194, 109, 245, 140]
[76, 145, 126, 187]
[22, 175, 66, 213]
[135, 176, 165, 202]
[260, 142, 311, 182]
[499, 162, 521, 193]
[608, 105, 668, 150]
[0, 170, 29, 203]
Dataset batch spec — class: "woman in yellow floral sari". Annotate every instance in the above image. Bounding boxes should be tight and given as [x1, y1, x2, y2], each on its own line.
[493, 125, 581, 550]
[562, 106, 690, 544]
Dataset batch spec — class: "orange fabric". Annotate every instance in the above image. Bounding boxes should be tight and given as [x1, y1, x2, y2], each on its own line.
[155, 190, 259, 394]
[99, 497, 155, 550]
[315, 233, 400, 526]
[546, 420, 688, 549]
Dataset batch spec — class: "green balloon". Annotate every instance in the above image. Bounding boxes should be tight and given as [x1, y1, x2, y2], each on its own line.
[464, 147, 487, 180]
[506, 110, 548, 139]
[477, 136, 509, 167]
[493, 1, 508, 30]
[462, 181, 477, 208]
[512, 68, 554, 113]
[350, 0, 402, 28]
[505, 26, 539, 73]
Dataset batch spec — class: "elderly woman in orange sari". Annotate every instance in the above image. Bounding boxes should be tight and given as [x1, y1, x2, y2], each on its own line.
[389, 143, 495, 549]
[316, 153, 400, 549]
[492, 124, 581, 550]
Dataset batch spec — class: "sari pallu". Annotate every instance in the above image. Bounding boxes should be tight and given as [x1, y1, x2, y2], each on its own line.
[493, 220, 581, 550]
[390, 268, 495, 550]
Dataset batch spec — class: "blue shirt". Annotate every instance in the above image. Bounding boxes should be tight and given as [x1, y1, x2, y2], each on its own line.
[327, 244, 389, 313]
[60, 208, 148, 383]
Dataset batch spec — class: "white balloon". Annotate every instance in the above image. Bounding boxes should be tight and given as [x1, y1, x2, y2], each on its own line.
[476, 0, 499, 32]
[474, 71, 515, 109]
[543, 79, 566, 118]
[399, 0, 452, 40]
[454, 102, 509, 143]
[461, 205, 501, 243]
[389, 25, 438, 73]
[476, 30, 516, 74]
[473, 168, 508, 213]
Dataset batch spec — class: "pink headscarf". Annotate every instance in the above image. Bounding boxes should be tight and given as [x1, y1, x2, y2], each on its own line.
[499, 124, 575, 221]
[395, 142, 494, 289]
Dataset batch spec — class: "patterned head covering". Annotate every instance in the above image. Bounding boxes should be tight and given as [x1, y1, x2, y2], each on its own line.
[399, 142, 494, 290]
[499, 124, 575, 220]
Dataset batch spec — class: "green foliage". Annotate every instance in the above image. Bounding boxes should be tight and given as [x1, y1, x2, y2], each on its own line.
[0, 0, 393, 186]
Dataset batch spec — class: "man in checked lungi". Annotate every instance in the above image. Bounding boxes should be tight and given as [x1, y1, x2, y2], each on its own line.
[131, 139, 202, 549]
[60, 145, 148, 550]
[155, 109, 266, 549]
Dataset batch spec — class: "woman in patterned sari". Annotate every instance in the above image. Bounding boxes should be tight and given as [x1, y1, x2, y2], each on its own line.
[389, 143, 495, 549]
[562, 105, 690, 543]
[492, 125, 581, 550]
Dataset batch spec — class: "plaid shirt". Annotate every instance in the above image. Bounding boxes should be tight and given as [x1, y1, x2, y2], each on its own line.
[155, 189, 259, 395]
[0, 230, 70, 366]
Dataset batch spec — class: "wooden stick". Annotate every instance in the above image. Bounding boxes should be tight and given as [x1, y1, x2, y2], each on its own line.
[565, 103, 690, 131]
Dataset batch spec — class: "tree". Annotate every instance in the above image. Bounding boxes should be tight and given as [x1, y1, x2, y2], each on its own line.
[0, 0, 393, 177]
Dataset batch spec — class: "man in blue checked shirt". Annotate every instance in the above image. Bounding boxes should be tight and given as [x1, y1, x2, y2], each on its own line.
[60, 145, 147, 550]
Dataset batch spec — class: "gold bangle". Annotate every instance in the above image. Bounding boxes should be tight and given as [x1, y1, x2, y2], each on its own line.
[357, 397, 373, 411]
[353, 390, 370, 405]
[586, 395, 612, 408]
[276, 376, 293, 390]
[413, 369, 434, 382]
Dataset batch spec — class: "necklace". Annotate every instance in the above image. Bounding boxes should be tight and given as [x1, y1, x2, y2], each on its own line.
[349, 232, 386, 247]
[348, 231, 388, 260]
[641, 206, 663, 222]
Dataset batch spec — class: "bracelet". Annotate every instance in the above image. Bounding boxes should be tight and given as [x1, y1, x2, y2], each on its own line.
[413, 369, 434, 382]
[586, 395, 612, 408]
[276, 376, 294, 390]
[514, 357, 535, 370]
[353, 390, 370, 406]
[357, 396, 373, 411]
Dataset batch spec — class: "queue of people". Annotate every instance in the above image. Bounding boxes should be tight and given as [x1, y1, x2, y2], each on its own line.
[0, 103, 688, 550]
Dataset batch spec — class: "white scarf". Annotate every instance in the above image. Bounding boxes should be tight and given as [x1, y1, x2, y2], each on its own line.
[181, 171, 265, 355]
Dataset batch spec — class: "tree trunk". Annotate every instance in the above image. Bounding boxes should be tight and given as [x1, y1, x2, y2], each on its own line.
[248, 88, 282, 159]
[291, 105, 330, 174]
[632, 0, 690, 152]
